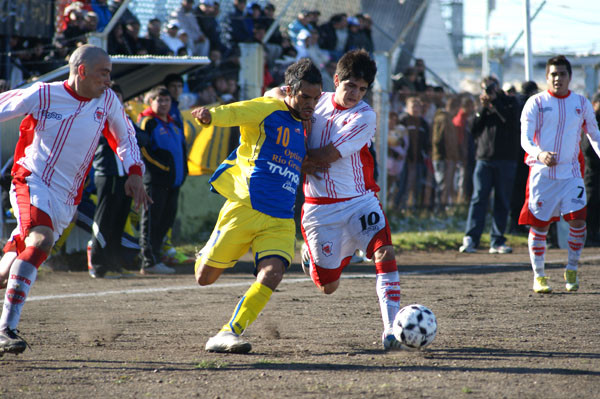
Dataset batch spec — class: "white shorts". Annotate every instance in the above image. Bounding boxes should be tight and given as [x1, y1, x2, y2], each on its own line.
[9, 173, 77, 245]
[301, 194, 391, 270]
[527, 173, 586, 222]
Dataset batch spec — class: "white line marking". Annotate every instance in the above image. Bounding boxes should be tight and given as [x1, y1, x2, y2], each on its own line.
[26, 262, 526, 303]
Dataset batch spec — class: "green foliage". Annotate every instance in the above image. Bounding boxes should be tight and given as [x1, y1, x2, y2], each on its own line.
[386, 206, 528, 251]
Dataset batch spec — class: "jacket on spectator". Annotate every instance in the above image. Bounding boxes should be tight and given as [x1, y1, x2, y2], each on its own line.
[472, 92, 520, 161]
[93, 116, 147, 177]
[432, 109, 461, 162]
[138, 108, 188, 188]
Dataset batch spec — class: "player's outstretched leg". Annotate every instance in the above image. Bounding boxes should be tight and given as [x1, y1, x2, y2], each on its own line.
[373, 246, 402, 350]
[0, 246, 47, 355]
[205, 258, 284, 354]
[565, 223, 585, 291]
[529, 227, 551, 293]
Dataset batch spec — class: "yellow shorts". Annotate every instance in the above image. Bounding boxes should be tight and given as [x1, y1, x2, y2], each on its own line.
[197, 200, 296, 269]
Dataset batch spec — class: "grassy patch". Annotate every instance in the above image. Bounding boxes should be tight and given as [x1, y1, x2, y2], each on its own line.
[195, 360, 229, 369]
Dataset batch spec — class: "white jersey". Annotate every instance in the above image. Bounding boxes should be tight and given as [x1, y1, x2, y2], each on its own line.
[304, 92, 379, 202]
[521, 89, 600, 180]
[0, 81, 144, 205]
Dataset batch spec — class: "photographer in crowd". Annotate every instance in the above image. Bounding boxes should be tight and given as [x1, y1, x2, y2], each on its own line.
[459, 76, 520, 254]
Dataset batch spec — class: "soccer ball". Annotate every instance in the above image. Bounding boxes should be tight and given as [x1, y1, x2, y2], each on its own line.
[392, 304, 437, 349]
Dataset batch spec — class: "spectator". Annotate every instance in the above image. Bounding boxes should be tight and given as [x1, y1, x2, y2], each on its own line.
[163, 73, 185, 129]
[138, 86, 188, 275]
[177, 29, 194, 56]
[399, 96, 430, 209]
[287, 9, 313, 44]
[226, 0, 253, 45]
[295, 29, 329, 69]
[431, 95, 461, 212]
[123, 18, 149, 55]
[345, 15, 373, 53]
[107, 21, 133, 55]
[387, 112, 409, 210]
[195, 80, 218, 105]
[84, 11, 99, 33]
[317, 13, 348, 61]
[260, 2, 283, 46]
[59, 8, 89, 53]
[108, 0, 139, 26]
[582, 92, 600, 246]
[196, 0, 225, 53]
[90, 0, 112, 32]
[245, 2, 262, 34]
[176, 0, 210, 56]
[414, 58, 427, 92]
[453, 95, 475, 204]
[188, 48, 222, 92]
[459, 76, 520, 254]
[88, 84, 145, 279]
[161, 20, 185, 55]
[144, 18, 171, 55]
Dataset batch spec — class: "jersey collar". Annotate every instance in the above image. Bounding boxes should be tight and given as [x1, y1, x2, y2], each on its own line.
[547, 89, 570, 99]
[331, 93, 349, 110]
[63, 81, 92, 101]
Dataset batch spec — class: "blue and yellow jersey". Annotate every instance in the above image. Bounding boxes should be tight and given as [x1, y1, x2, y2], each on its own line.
[201, 97, 305, 219]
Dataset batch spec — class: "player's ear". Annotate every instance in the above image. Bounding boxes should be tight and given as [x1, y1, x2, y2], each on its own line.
[78, 64, 87, 79]
[333, 74, 339, 88]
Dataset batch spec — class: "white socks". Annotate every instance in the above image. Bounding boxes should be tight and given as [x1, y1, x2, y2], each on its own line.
[528, 228, 547, 277]
[375, 271, 401, 332]
[0, 259, 37, 331]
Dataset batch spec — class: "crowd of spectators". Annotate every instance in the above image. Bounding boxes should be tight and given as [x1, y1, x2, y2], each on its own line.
[6, 1, 600, 248]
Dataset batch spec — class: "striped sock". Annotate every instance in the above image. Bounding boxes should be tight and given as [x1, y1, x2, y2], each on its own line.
[528, 228, 547, 277]
[567, 224, 586, 271]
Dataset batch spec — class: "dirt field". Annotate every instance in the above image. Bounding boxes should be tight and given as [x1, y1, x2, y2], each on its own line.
[1, 246, 599, 399]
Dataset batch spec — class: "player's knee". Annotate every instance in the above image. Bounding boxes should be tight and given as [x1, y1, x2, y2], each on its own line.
[195, 264, 221, 286]
[373, 245, 395, 263]
[320, 280, 339, 295]
[25, 226, 54, 253]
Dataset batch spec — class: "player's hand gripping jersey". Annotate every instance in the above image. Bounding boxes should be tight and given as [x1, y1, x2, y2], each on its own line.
[0, 81, 144, 205]
[521, 90, 600, 179]
[206, 97, 305, 218]
[304, 92, 379, 202]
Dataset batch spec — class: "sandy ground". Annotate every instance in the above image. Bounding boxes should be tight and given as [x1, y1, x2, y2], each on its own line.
[1, 246, 599, 398]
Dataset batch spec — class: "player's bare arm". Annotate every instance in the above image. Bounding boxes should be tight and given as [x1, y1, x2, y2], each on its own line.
[192, 107, 212, 124]
[307, 143, 342, 164]
[125, 174, 152, 210]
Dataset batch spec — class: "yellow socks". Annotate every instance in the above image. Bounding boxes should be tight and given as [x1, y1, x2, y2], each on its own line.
[221, 282, 273, 336]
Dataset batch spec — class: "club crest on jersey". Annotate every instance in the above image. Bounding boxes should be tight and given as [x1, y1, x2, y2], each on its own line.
[536, 200, 544, 210]
[575, 107, 582, 115]
[93, 107, 106, 123]
[321, 241, 333, 257]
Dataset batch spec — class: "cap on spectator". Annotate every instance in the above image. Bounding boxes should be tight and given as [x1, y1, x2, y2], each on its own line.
[178, 28, 188, 36]
[167, 20, 179, 29]
[347, 16, 360, 26]
[199, 0, 217, 5]
[264, 2, 275, 11]
[300, 9, 310, 16]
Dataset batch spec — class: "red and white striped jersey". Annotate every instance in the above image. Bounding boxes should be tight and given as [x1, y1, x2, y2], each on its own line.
[0, 81, 144, 205]
[304, 92, 379, 202]
[521, 89, 600, 180]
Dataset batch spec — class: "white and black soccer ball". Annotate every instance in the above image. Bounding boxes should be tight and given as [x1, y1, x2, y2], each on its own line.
[392, 304, 437, 349]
